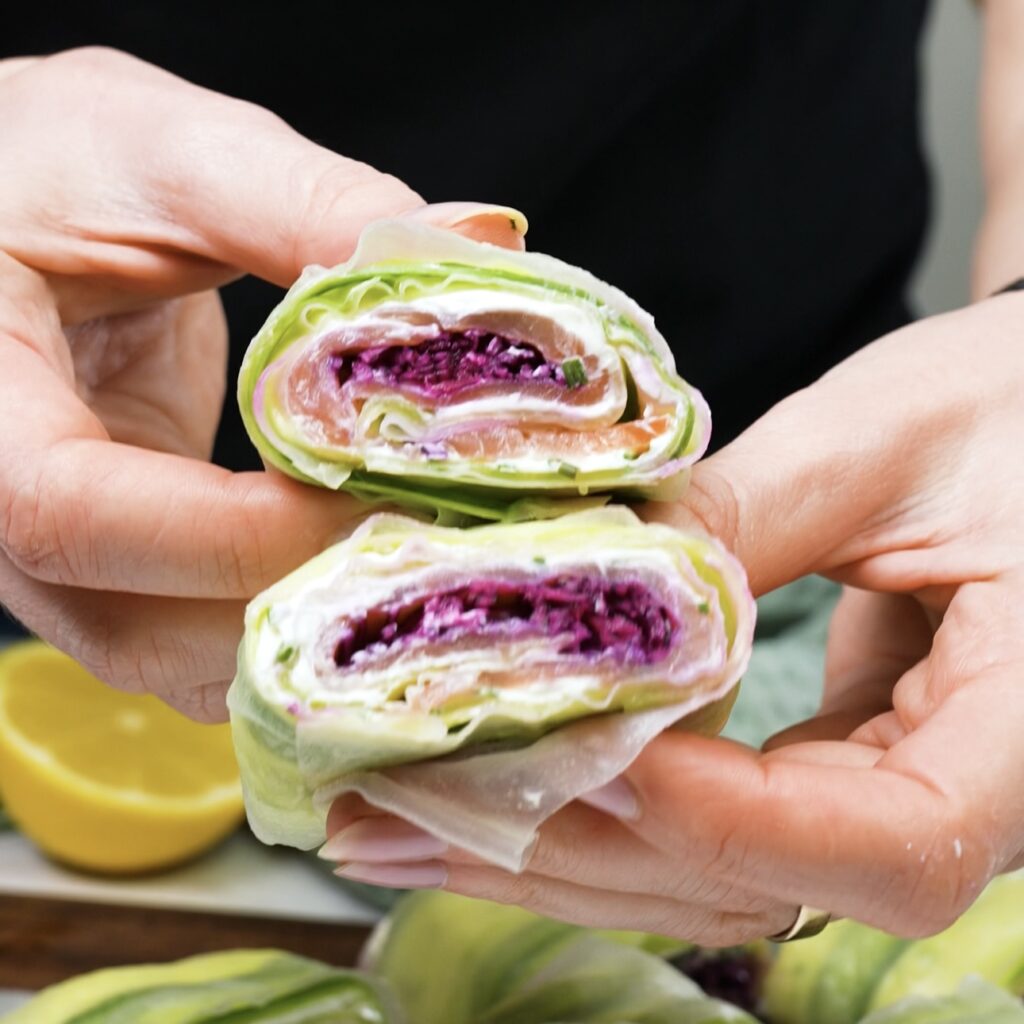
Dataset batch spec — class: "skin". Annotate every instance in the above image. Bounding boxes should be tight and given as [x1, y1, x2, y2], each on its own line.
[323, 0, 1024, 942]
[0, 47, 525, 721]
[4, 5, 1024, 942]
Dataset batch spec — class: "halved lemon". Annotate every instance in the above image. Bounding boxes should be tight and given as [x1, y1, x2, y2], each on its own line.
[0, 640, 244, 874]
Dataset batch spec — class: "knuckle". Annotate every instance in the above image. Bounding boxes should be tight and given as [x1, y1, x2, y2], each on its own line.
[667, 871, 762, 914]
[644, 903, 753, 947]
[141, 628, 215, 702]
[528, 829, 596, 880]
[55, 609, 140, 695]
[495, 872, 549, 911]
[698, 814, 755, 883]
[685, 464, 742, 554]
[53, 45, 129, 68]
[454, 868, 550, 913]
[46, 46, 146, 81]
[212, 491, 267, 595]
[0, 466, 85, 584]
[291, 161, 419, 264]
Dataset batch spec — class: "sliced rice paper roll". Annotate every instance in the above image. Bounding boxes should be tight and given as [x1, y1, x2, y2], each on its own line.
[228, 506, 753, 868]
[238, 220, 709, 521]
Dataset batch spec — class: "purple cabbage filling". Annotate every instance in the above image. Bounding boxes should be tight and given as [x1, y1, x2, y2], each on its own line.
[331, 329, 570, 398]
[669, 950, 766, 1016]
[333, 575, 678, 669]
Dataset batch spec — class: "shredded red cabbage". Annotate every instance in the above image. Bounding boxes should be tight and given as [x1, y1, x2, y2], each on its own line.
[334, 575, 678, 668]
[331, 330, 569, 398]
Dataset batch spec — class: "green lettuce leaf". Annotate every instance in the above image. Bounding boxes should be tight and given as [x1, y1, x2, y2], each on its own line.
[4, 950, 395, 1023]
[364, 891, 755, 1024]
[238, 220, 708, 520]
[858, 978, 1024, 1024]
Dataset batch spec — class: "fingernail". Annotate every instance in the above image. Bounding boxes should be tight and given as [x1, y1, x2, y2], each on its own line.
[579, 777, 640, 821]
[318, 818, 448, 863]
[334, 860, 447, 889]
[405, 202, 529, 237]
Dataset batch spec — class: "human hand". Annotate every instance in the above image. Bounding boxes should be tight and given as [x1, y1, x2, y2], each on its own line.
[0, 48, 525, 720]
[323, 292, 1024, 942]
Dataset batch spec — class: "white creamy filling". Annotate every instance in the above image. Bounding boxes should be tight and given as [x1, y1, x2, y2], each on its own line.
[250, 541, 719, 712]
[363, 291, 622, 424]
[262, 287, 687, 481]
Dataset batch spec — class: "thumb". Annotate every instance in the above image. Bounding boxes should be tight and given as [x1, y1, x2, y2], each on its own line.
[644, 322, 954, 595]
[401, 202, 529, 249]
[160, 101, 528, 282]
[4, 49, 528, 302]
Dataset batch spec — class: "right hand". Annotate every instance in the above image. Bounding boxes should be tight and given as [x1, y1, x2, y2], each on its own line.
[0, 47, 526, 720]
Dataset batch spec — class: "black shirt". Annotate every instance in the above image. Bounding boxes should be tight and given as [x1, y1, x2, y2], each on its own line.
[6, 0, 930, 467]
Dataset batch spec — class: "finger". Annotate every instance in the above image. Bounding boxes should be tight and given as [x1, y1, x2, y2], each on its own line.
[471, 802, 778, 915]
[324, 794, 391, 838]
[163, 680, 232, 724]
[321, 801, 776, 915]
[629, 639, 1024, 940]
[117, 52, 527, 276]
[821, 588, 932, 716]
[1, 332, 377, 597]
[882, 579, 1024, 870]
[622, 732, 969, 937]
[320, 815, 448, 864]
[0, 549, 243, 722]
[332, 857, 793, 946]
[0, 58, 39, 83]
[763, 710, 881, 749]
[438, 863, 795, 947]
[3, 50, 527, 320]
[641, 317, 972, 595]
[848, 708, 912, 748]
[400, 203, 528, 250]
[764, 589, 932, 750]
[77, 291, 228, 459]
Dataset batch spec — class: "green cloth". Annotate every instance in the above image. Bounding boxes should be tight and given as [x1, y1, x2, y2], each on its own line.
[723, 576, 839, 748]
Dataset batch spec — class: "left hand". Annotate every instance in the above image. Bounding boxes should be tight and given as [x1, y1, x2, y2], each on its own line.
[324, 292, 1024, 944]
[0, 49, 525, 720]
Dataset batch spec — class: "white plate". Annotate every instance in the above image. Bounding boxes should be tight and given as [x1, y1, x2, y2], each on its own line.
[0, 830, 378, 925]
[0, 991, 30, 1013]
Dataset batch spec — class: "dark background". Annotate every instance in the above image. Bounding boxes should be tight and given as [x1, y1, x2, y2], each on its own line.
[5, 1, 930, 468]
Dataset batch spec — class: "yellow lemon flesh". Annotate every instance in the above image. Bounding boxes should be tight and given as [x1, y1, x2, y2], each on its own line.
[0, 641, 244, 874]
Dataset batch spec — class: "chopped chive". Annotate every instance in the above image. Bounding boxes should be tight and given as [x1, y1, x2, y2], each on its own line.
[561, 357, 587, 389]
[697, 601, 710, 615]
[623, 451, 640, 461]
[556, 461, 579, 478]
[532, 555, 546, 564]
[275, 644, 297, 665]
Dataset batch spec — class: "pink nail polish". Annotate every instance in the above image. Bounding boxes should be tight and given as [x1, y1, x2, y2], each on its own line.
[318, 818, 448, 863]
[579, 777, 640, 820]
[334, 860, 447, 889]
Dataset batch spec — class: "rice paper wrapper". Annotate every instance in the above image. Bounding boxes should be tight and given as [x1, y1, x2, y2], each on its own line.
[228, 507, 754, 870]
[237, 218, 710, 520]
[313, 685, 739, 871]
